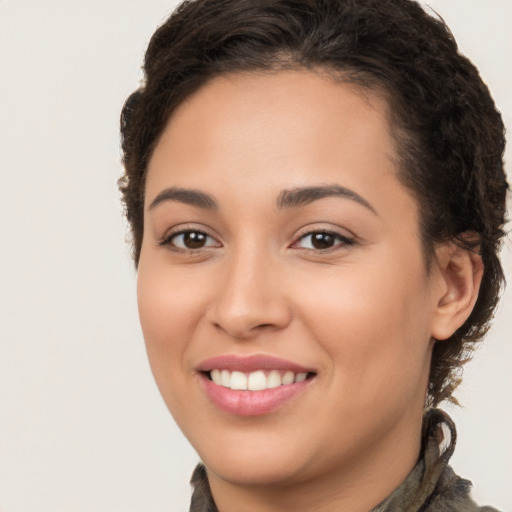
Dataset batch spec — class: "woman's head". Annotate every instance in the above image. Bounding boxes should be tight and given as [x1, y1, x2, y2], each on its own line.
[136, 70, 454, 493]
[120, 0, 508, 407]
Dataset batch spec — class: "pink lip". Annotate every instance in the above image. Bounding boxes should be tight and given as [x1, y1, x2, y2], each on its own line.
[200, 375, 312, 416]
[197, 354, 312, 373]
[197, 354, 316, 417]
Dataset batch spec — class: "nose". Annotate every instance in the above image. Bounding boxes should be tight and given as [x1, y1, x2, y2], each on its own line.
[207, 249, 292, 339]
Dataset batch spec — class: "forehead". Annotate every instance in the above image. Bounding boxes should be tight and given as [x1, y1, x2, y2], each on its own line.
[148, 71, 396, 184]
[145, 69, 418, 228]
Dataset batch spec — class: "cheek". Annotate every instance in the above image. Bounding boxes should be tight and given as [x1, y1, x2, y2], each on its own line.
[294, 254, 433, 394]
[136, 263, 204, 383]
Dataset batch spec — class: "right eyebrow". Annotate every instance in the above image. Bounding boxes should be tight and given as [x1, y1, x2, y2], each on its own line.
[148, 187, 218, 211]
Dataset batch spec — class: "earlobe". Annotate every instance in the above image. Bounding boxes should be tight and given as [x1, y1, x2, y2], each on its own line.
[430, 240, 484, 341]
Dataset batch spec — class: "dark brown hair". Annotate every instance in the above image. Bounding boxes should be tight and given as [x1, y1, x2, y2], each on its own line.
[119, 0, 508, 406]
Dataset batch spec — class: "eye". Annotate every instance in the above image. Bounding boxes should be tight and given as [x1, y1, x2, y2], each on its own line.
[161, 229, 220, 250]
[294, 231, 354, 251]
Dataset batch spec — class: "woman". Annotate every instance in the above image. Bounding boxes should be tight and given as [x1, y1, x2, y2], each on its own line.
[119, 0, 508, 510]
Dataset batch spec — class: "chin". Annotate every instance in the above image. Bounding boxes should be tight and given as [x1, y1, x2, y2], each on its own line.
[205, 455, 308, 487]
[195, 430, 315, 486]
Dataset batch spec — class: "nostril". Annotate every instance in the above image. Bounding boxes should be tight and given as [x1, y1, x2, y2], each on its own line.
[207, 297, 293, 339]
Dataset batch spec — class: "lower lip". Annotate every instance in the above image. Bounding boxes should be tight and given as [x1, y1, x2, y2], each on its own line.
[200, 374, 312, 416]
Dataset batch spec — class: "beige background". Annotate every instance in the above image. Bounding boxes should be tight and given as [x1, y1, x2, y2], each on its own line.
[0, 1, 510, 510]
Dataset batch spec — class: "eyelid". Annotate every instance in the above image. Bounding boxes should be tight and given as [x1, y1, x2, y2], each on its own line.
[157, 223, 356, 253]
[290, 226, 356, 251]
[158, 224, 222, 251]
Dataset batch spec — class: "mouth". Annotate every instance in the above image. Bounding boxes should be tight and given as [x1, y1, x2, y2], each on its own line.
[204, 368, 314, 390]
[197, 355, 317, 416]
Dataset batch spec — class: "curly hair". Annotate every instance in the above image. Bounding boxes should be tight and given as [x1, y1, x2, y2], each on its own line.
[119, 0, 508, 407]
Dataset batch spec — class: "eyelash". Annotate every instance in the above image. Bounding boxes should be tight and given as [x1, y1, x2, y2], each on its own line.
[158, 228, 355, 253]
[158, 228, 219, 251]
[293, 230, 355, 252]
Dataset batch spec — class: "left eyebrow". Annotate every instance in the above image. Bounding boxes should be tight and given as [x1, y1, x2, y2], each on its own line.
[277, 185, 378, 215]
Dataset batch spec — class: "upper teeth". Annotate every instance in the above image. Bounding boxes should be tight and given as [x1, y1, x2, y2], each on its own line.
[209, 369, 308, 391]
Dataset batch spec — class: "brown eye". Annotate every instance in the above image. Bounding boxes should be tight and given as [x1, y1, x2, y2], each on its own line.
[295, 231, 354, 251]
[165, 230, 219, 250]
[310, 233, 335, 249]
[182, 231, 207, 249]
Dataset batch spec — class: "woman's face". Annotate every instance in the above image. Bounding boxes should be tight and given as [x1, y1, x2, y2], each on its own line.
[138, 70, 446, 488]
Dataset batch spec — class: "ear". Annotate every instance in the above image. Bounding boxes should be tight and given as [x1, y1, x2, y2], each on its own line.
[430, 239, 484, 341]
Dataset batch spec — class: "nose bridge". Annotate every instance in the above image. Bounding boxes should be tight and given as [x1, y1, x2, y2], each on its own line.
[210, 239, 290, 338]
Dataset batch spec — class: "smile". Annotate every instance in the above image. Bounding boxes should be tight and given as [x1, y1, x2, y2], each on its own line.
[198, 355, 316, 416]
[209, 369, 309, 391]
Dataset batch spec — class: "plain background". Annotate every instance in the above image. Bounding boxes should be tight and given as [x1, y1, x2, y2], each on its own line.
[0, 1, 510, 511]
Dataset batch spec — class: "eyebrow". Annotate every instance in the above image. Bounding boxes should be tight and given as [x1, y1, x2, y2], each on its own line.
[149, 187, 218, 211]
[149, 184, 377, 215]
[277, 185, 377, 215]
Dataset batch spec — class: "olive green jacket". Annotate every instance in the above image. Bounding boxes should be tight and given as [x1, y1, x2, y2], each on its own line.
[189, 409, 499, 512]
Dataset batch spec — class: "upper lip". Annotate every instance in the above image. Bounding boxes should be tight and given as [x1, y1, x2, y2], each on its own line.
[197, 354, 314, 374]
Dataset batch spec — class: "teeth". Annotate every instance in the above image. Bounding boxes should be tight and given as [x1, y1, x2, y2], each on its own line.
[267, 370, 282, 388]
[220, 369, 231, 387]
[281, 371, 295, 385]
[209, 369, 310, 390]
[295, 372, 308, 382]
[247, 370, 267, 391]
[211, 369, 222, 385]
[230, 371, 248, 390]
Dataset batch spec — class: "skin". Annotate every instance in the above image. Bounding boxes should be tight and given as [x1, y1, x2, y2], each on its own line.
[137, 70, 482, 512]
